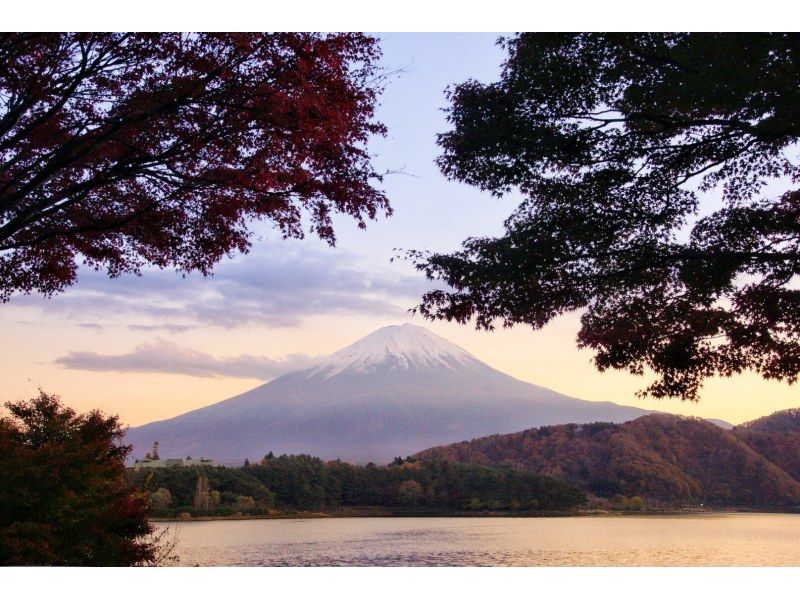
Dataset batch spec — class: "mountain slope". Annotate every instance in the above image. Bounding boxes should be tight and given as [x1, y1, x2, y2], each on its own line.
[125, 324, 652, 463]
[415, 414, 800, 507]
[736, 408, 800, 434]
[734, 409, 800, 483]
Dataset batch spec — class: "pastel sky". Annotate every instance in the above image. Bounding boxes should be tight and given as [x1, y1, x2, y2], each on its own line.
[1, 33, 797, 427]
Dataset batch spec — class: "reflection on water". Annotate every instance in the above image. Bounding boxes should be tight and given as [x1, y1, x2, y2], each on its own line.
[156, 513, 800, 566]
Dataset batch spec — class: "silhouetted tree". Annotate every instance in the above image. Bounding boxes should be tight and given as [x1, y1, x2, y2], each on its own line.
[0, 33, 389, 301]
[0, 391, 160, 565]
[144, 440, 160, 461]
[411, 33, 800, 401]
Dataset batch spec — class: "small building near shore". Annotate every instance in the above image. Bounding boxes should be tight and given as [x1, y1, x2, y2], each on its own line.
[132, 457, 215, 469]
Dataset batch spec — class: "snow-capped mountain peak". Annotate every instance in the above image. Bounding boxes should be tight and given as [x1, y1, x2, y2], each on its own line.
[310, 323, 478, 377]
[126, 322, 655, 463]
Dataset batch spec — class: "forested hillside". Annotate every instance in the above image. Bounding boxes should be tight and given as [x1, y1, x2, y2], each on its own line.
[130, 410, 800, 515]
[734, 409, 800, 482]
[737, 409, 800, 434]
[415, 414, 800, 507]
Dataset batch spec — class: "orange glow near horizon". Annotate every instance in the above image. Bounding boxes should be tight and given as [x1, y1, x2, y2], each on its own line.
[1, 309, 797, 428]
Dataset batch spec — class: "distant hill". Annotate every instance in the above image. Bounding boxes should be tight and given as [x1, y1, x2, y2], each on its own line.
[415, 414, 800, 507]
[736, 408, 800, 434]
[733, 409, 800, 484]
[125, 324, 653, 464]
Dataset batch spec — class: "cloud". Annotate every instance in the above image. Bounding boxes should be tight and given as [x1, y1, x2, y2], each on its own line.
[127, 324, 197, 333]
[55, 339, 324, 380]
[8, 240, 430, 329]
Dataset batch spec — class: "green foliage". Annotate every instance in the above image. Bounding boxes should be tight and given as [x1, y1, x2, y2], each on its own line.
[128, 454, 586, 515]
[132, 464, 275, 516]
[614, 495, 646, 511]
[150, 488, 172, 515]
[234, 495, 257, 513]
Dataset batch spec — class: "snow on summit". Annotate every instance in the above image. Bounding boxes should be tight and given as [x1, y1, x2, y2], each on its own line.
[312, 323, 478, 377]
[125, 322, 655, 463]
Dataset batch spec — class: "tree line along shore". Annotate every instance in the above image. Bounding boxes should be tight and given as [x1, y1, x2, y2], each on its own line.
[128, 454, 588, 519]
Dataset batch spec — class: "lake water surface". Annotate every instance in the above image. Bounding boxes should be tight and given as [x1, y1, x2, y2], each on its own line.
[156, 513, 800, 566]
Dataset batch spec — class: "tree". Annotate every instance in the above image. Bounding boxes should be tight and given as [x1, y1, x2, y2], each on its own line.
[234, 495, 257, 512]
[0, 391, 161, 565]
[411, 33, 800, 401]
[144, 440, 160, 461]
[397, 479, 424, 507]
[149, 488, 172, 515]
[0, 33, 389, 301]
[193, 474, 211, 511]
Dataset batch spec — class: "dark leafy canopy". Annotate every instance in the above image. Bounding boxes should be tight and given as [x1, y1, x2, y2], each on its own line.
[412, 33, 800, 400]
[0, 33, 389, 301]
[129, 454, 586, 515]
[0, 392, 159, 565]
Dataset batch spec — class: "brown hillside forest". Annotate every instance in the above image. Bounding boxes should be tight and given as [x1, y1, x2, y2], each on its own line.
[415, 410, 800, 509]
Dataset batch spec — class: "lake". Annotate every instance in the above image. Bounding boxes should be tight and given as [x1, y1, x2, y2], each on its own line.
[156, 513, 800, 566]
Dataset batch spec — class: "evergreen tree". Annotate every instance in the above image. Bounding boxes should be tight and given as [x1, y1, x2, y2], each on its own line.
[0, 392, 161, 565]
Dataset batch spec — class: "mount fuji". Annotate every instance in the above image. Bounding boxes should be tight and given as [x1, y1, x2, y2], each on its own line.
[125, 324, 654, 463]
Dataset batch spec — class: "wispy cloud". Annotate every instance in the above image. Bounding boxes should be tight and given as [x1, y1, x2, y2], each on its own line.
[127, 324, 197, 333]
[8, 240, 429, 329]
[55, 339, 324, 380]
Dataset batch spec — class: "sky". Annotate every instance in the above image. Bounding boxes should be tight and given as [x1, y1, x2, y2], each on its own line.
[1, 33, 798, 427]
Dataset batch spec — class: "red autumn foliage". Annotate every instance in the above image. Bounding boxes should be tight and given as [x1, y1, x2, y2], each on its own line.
[0, 392, 162, 565]
[0, 33, 389, 300]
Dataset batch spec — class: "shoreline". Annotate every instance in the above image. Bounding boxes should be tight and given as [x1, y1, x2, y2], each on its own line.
[151, 505, 800, 523]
